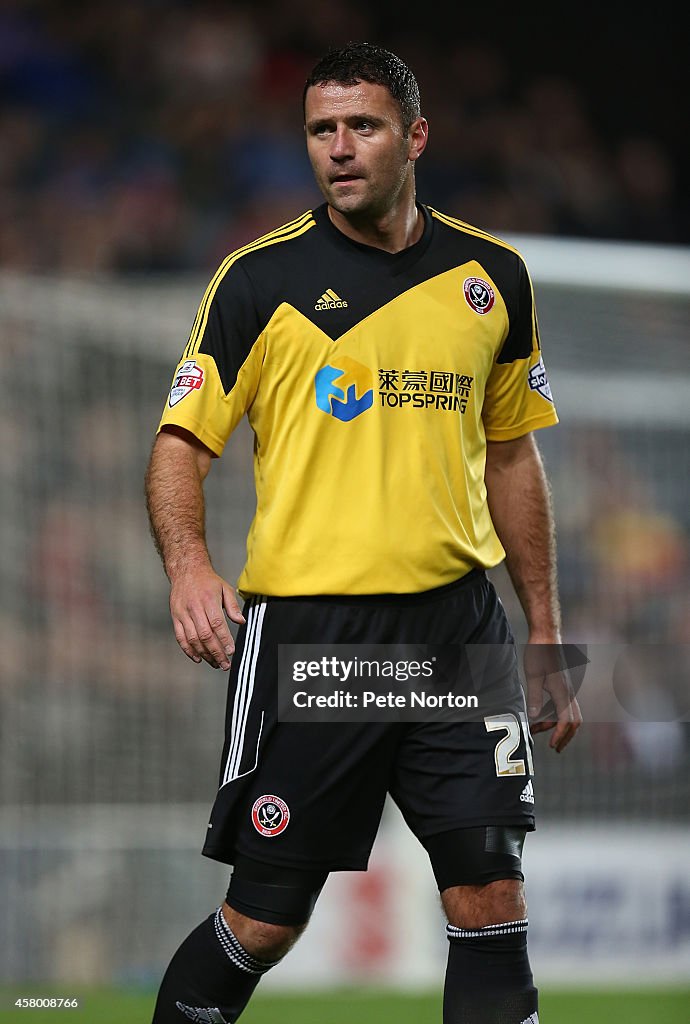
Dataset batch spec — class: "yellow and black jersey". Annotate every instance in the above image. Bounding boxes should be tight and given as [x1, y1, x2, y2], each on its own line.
[158, 203, 558, 596]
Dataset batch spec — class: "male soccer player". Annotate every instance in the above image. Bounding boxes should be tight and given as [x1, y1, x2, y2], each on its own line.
[145, 42, 581, 1024]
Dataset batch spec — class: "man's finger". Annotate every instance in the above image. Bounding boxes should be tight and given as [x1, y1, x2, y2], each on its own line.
[189, 608, 230, 670]
[548, 672, 577, 715]
[530, 719, 556, 735]
[549, 693, 582, 751]
[207, 610, 235, 663]
[187, 628, 222, 668]
[222, 583, 246, 626]
[526, 674, 546, 721]
[550, 719, 580, 753]
[173, 618, 202, 664]
[171, 594, 213, 664]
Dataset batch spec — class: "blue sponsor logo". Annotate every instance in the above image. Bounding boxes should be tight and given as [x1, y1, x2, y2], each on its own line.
[315, 357, 374, 422]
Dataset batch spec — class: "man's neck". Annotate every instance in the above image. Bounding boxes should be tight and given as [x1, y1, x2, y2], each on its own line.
[327, 200, 423, 254]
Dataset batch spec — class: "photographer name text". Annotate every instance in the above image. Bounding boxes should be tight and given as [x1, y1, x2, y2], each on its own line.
[292, 689, 478, 709]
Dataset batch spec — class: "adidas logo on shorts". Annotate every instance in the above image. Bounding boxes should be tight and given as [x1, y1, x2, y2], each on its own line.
[520, 780, 535, 804]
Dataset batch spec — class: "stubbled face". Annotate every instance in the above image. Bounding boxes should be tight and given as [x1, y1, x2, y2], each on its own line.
[305, 80, 421, 219]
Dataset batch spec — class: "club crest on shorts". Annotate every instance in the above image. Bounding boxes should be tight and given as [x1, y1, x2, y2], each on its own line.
[251, 795, 290, 837]
[463, 276, 495, 315]
[168, 359, 204, 407]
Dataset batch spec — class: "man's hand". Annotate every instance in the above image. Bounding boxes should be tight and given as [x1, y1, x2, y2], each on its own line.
[523, 643, 582, 753]
[170, 567, 245, 671]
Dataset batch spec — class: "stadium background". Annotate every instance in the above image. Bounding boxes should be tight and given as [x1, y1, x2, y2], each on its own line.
[1, 1, 689, 1021]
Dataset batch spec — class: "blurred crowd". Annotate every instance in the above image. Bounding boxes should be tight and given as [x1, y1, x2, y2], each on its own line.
[1, 0, 687, 274]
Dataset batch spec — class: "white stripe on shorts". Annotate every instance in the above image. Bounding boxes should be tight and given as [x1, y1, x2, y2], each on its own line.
[222, 597, 266, 786]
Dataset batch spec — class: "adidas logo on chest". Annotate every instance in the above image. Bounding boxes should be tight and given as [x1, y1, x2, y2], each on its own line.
[315, 289, 348, 310]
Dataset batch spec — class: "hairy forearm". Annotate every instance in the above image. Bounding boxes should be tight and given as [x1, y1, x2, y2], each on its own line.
[485, 436, 561, 640]
[145, 432, 212, 582]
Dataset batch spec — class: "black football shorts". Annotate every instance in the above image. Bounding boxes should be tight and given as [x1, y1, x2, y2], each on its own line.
[202, 570, 535, 871]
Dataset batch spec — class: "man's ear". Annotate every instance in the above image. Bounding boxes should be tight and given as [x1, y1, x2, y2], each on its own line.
[408, 117, 429, 162]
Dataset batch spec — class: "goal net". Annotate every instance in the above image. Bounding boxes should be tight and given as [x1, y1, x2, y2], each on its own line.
[1, 236, 688, 989]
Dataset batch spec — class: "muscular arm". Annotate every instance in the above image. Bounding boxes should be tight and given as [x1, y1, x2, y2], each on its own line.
[145, 427, 244, 670]
[146, 426, 213, 578]
[484, 433, 581, 750]
[484, 434, 560, 641]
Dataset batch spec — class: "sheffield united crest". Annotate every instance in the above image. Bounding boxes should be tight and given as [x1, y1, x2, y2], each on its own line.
[251, 795, 290, 837]
[463, 276, 495, 315]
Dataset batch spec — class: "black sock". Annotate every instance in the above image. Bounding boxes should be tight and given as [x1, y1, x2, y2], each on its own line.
[443, 919, 538, 1024]
[151, 907, 280, 1023]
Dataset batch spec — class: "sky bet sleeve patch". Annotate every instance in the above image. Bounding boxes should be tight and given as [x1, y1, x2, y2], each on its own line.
[168, 359, 205, 407]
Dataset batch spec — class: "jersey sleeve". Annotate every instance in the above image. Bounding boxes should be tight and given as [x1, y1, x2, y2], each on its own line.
[157, 260, 266, 455]
[482, 255, 559, 441]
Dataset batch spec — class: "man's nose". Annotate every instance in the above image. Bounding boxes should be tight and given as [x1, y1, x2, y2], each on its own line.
[329, 126, 353, 161]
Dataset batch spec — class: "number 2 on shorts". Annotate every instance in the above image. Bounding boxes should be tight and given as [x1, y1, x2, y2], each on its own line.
[484, 712, 534, 776]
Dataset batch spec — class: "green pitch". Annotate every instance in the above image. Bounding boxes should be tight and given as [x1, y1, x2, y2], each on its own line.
[1, 988, 689, 1022]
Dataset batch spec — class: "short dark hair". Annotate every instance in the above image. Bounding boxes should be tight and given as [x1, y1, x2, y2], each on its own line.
[303, 42, 421, 133]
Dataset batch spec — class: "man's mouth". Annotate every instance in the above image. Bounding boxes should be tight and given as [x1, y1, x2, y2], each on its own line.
[331, 174, 361, 184]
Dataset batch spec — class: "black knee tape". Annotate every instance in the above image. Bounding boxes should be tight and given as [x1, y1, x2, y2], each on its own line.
[225, 855, 328, 926]
[424, 826, 526, 892]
